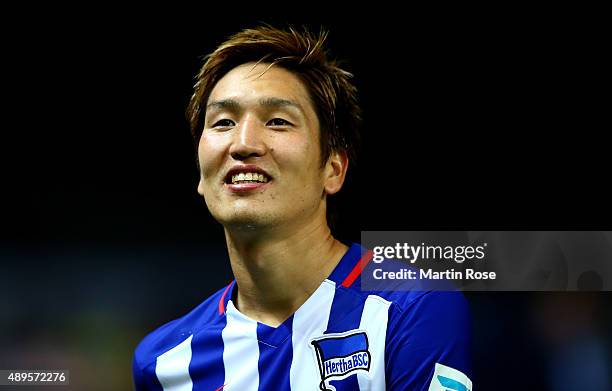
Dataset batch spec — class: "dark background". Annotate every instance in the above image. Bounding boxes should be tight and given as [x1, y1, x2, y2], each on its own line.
[1, 5, 610, 390]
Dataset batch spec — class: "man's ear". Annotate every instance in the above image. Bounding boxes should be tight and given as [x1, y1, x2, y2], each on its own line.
[197, 177, 205, 197]
[197, 162, 206, 196]
[323, 150, 349, 195]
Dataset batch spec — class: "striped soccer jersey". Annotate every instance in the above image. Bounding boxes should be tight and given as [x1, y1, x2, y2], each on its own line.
[133, 243, 472, 390]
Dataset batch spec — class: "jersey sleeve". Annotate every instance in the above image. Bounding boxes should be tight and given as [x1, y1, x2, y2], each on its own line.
[132, 352, 148, 391]
[385, 291, 472, 391]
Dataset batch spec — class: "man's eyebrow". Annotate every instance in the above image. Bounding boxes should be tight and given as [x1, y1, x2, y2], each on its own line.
[258, 97, 303, 113]
[206, 99, 241, 112]
[206, 97, 304, 114]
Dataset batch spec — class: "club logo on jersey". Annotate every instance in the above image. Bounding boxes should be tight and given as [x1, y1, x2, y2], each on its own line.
[310, 330, 371, 391]
[427, 362, 473, 391]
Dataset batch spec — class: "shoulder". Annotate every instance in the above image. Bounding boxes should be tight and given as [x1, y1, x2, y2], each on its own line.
[344, 280, 472, 383]
[133, 283, 231, 371]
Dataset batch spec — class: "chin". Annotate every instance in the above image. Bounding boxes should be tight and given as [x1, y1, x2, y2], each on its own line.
[216, 211, 276, 232]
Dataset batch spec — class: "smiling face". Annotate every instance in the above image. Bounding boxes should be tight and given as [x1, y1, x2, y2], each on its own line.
[197, 62, 347, 234]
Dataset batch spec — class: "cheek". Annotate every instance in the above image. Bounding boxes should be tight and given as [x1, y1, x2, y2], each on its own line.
[273, 131, 319, 165]
[273, 136, 322, 185]
[198, 134, 226, 177]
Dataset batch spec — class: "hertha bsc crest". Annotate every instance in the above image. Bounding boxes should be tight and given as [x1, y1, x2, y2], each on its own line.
[310, 330, 371, 391]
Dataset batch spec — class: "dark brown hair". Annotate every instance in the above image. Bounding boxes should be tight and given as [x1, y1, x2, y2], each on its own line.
[186, 24, 361, 167]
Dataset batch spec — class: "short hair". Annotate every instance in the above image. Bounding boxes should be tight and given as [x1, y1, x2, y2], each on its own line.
[186, 24, 362, 168]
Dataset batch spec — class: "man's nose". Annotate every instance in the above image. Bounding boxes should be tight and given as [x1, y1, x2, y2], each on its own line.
[228, 115, 266, 161]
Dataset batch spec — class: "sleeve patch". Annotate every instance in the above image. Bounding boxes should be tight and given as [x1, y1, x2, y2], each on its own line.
[427, 363, 472, 391]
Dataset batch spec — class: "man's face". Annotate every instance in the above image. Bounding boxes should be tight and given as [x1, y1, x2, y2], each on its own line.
[197, 62, 343, 232]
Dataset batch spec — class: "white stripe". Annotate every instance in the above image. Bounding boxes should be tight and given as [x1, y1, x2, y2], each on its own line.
[222, 300, 260, 391]
[290, 279, 336, 391]
[357, 295, 391, 391]
[155, 335, 193, 391]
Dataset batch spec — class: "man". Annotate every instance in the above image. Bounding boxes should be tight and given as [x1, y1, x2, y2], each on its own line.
[133, 25, 472, 390]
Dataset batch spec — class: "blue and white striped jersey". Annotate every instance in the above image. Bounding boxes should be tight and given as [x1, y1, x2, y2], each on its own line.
[133, 243, 472, 390]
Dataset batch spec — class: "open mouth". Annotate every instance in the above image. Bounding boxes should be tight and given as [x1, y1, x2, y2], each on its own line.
[223, 165, 273, 188]
[228, 172, 269, 184]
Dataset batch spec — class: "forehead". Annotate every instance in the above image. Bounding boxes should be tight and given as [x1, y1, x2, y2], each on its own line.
[208, 62, 313, 108]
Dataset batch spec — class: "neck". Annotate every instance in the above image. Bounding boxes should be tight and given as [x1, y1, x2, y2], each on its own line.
[224, 216, 348, 327]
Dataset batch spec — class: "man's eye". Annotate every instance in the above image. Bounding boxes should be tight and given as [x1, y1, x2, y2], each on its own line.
[266, 118, 292, 126]
[212, 119, 235, 128]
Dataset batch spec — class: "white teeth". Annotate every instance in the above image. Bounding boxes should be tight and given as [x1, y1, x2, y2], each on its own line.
[230, 172, 270, 184]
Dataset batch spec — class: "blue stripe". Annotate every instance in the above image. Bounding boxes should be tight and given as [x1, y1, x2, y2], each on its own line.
[135, 360, 164, 391]
[257, 316, 293, 391]
[190, 316, 227, 390]
[326, 287, 367, 334]
[324, 286, 367, 390]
